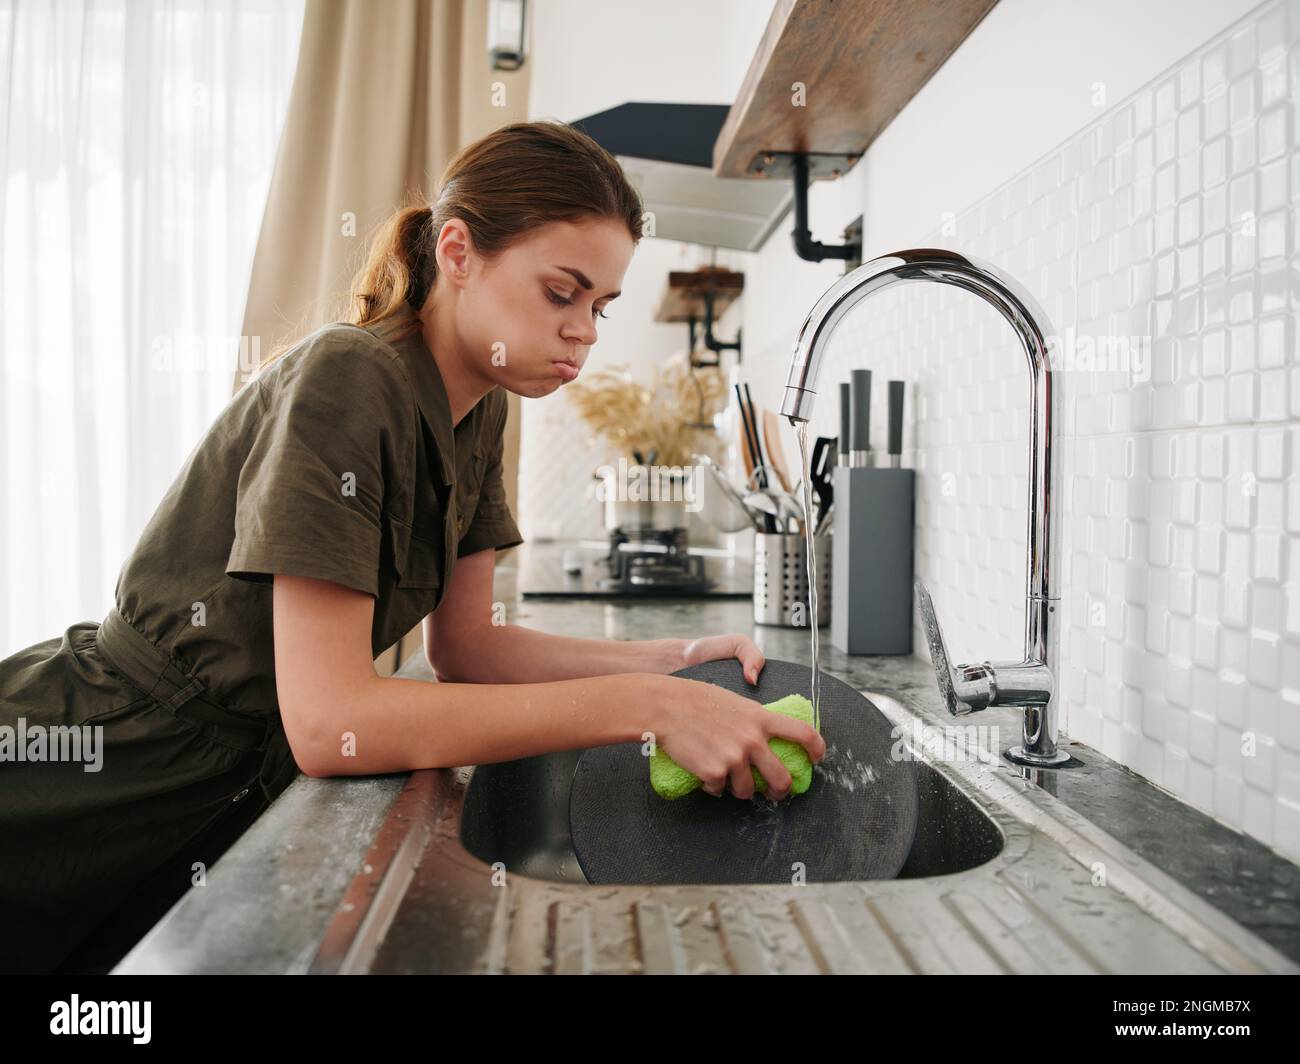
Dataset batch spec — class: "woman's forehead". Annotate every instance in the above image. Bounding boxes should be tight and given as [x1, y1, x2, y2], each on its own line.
[516, 219, 633, 281]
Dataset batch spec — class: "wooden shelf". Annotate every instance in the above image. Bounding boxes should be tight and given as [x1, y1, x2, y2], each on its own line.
[652, 267, 745, 324]
[713, 0, 999, 179]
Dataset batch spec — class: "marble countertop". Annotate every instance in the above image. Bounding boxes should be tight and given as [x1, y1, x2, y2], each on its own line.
[115, 550, 1300, 974]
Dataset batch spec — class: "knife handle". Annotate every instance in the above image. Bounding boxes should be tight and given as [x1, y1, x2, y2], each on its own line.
[888, 380, 905, 467]
[838, 382, 851, 464]
[850, 369, 871, 457]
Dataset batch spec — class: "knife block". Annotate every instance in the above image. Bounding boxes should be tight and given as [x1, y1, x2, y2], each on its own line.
[830, 466, 915, 655]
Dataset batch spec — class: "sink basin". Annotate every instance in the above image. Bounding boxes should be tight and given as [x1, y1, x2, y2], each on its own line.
[412, 689, 1295, 973]
[112, 634, 1300, 974]
[460, 723, 1004, 885]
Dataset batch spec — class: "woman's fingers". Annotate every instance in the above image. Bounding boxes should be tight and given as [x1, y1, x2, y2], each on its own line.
[736, 637, 765, 685]
[700, 772, 726, 797]
[728, 761, 757, 801]
[722, 747, 789, 802]
[681, 633, 765, 685]
[749, 744, 792, 800]
[766, 714, 826, 763]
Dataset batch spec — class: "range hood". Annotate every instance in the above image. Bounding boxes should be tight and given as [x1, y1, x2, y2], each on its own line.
[571, 102, 792, 253]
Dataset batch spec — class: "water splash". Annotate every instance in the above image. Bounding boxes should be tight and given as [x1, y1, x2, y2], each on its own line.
[814, 741, 879, 793]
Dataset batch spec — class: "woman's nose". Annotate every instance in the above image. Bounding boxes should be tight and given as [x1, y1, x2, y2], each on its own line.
[562, 311, 598, 346]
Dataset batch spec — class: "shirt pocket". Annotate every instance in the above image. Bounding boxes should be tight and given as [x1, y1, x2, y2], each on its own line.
[386, 514, 443, 590]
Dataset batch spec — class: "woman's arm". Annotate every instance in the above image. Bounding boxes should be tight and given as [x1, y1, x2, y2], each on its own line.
[425, 549, 765, 685]
[272, 572, 678, 775]
[433, 623, 760, 685]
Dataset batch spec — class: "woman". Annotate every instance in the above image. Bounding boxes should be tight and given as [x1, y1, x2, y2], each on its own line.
[0, 120, 825, 973]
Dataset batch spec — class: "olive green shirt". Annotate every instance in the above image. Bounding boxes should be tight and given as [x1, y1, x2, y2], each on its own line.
[114, 302, 523, 720]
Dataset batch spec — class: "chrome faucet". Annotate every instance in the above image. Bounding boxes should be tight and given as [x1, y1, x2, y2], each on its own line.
[780, 247, 1072, 767]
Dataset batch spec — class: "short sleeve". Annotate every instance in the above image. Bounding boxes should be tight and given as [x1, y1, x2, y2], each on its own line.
[457, 392, 524, 558]
[225, 333, 412, 596]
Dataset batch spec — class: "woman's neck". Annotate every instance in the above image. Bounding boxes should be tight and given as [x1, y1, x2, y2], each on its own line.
[418, 300, 492, 427]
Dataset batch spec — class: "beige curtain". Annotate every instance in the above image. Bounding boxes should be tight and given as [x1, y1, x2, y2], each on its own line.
[236, 0, 531, 676]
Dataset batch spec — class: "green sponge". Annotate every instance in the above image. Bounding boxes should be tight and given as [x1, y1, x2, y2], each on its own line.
[649, 693, 818, 800]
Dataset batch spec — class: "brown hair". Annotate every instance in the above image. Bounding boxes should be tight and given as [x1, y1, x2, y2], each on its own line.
[256, 120, 644, 372]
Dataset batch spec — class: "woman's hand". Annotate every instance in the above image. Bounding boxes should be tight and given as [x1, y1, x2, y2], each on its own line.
[654, 675, 825, 800]
[680, 634, 766, 686]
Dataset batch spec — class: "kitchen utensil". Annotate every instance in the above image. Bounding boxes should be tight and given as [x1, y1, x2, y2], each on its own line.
[888, 380, 905, 468]
[732, 386, 756, 484]
[741, 489, 781, 524]
[772, 490, 806, 534]
[737, 392, 776, 532]
[810, 435, 835, 529]
[733, 385, 765, 512]
[814, 501, 833, 537]
[735, 416, 755, 486]
[696, 450, 759, 528]
[761, 408, 794, 493]
[740, 383, 768, 489]
[838, 382, 851, 466]
[743, 463, 782, 492]
[569, 658, 921, 885]
[742, 478, 804, 532]
[696, 455, 759, 530]
[850, 368, 872, 467]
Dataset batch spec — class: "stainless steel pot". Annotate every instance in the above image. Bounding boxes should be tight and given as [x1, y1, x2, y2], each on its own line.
[594, 463, 692, 533]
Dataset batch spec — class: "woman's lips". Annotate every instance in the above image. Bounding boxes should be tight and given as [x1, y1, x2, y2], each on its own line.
[552, 361, 579, 382]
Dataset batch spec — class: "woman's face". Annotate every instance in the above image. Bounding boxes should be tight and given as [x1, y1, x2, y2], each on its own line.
[435, 215, 636, 398]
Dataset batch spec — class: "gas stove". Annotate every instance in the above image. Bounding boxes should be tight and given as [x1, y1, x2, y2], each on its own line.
[517, 536, 752, 599]
[599, 527, 711, 592]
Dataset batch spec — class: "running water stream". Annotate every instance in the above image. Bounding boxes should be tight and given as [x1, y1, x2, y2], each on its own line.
[794, 420, 820, 733]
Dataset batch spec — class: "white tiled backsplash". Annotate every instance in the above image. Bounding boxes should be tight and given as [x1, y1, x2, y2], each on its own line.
[523, 0, 1299, 863]
[793, 0, 1300, 864]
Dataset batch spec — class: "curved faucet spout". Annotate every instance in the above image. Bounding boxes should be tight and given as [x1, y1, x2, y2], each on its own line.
[780, 248, 1071, 767]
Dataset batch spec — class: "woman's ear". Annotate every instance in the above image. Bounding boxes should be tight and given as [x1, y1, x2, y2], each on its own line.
[434, 217, 474, 285]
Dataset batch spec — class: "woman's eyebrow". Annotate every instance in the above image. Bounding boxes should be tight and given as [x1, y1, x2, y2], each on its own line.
[554, 265, 620, 300]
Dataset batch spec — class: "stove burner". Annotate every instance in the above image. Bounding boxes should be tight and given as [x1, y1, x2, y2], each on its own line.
[598, 527, 714, 593]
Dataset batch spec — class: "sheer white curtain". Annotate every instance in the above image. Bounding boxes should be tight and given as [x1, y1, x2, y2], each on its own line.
[0, 0, 305, 655]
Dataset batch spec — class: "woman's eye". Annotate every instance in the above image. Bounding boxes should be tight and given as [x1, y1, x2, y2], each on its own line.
[548, 288, 609, 320]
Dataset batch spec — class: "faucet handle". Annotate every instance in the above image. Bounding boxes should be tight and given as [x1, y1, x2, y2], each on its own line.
[914, 580, 991, 715]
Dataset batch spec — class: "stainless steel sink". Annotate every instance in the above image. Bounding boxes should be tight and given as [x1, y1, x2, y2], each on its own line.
[115, 666, 1300, 974]
[460, 745, 1005, 884]
[293, 685, 1297, 974]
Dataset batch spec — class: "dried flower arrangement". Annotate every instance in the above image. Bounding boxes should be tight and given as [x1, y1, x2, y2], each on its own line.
[565, 354, 728, 467]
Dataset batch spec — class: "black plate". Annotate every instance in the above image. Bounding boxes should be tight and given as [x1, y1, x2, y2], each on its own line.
[569, 658, 920, 885]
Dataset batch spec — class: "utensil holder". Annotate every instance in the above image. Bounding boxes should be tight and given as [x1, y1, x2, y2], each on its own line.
[830, 466, 914, 654]
[753, 531, 832, 627]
